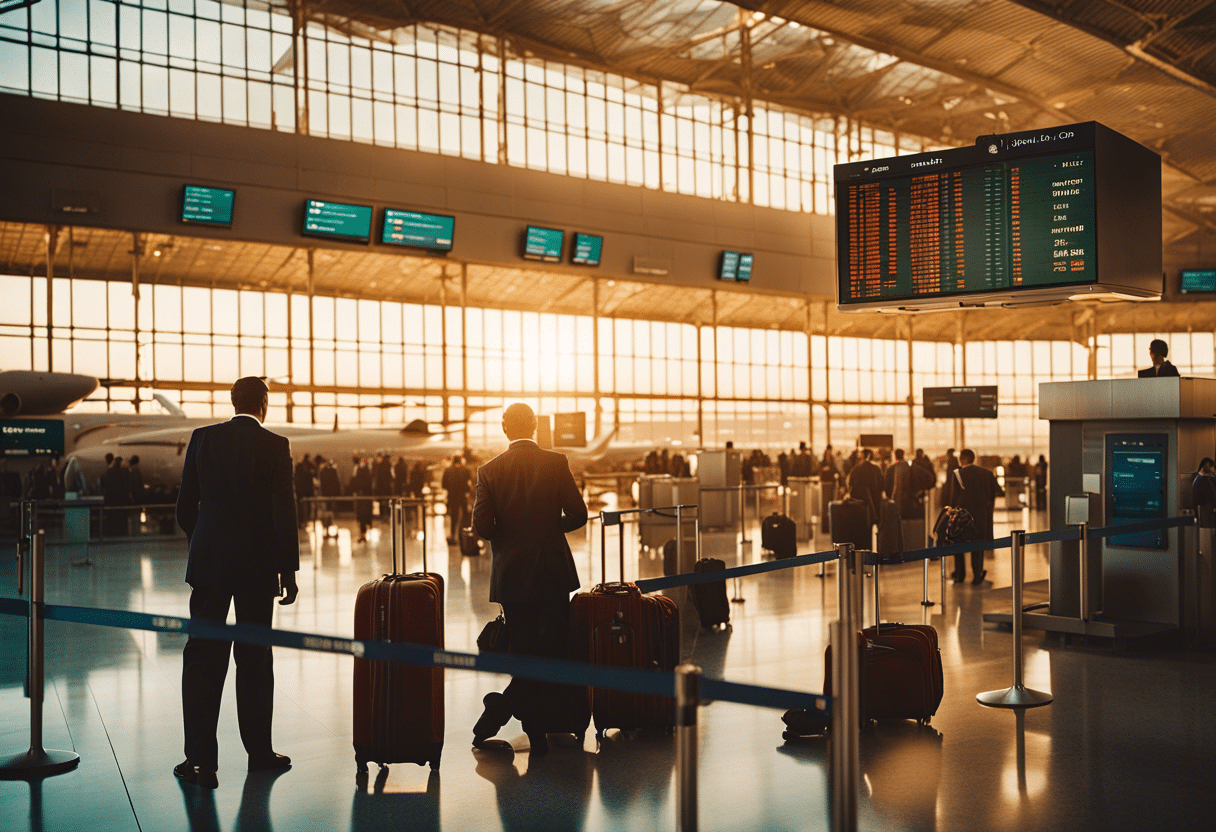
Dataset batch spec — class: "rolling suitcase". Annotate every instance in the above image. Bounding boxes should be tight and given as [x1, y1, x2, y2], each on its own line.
[830, 498, 872, 551]
[571, 511, 679, 738]
[876, 499, 903, 555]
[662, 538, 679, 577]
[824, 623, 942, 724]
[761, 512, 797, 559]
[353, 499, 444, 773]
[689, 557, 730, 628]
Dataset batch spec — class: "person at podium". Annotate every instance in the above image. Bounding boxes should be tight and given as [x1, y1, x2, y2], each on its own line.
[1138, 339, 1180, 378]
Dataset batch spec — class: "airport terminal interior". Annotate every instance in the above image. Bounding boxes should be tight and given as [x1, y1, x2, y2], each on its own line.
[3, 0, 1216, 830]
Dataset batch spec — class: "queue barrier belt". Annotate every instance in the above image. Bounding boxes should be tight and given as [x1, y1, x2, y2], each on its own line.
[0, 598, 827, 716]
[634, 516, 1195, 589]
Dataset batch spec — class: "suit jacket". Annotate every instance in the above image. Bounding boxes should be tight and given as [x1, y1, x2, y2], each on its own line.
[884, 461, 919, 519]
[1138, 361, 1180, 378]
[472, 440, 587, 604]
[176, 416, 299, 596]
[847, 460, 884, 524]
[951, 464, 1002, 541]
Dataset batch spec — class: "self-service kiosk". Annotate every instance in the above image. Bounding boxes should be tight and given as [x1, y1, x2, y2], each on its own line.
[1006, 377, 1215, 639]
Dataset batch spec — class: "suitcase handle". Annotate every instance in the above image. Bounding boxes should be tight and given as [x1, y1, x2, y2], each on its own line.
[390, 499, 427, 576]
[599, 510, 627, 586]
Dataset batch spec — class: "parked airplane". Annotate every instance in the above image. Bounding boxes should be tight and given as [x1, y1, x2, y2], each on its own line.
[1, 371, 624, 494]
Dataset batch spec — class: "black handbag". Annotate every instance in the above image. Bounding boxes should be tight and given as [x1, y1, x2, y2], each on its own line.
[477, 612, 509, 653]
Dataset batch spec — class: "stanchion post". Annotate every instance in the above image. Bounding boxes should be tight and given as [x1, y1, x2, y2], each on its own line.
[922, 495, 934, 607]
[976, 530, 1053, 709]
[830, 541, 861, 832]
[677, 505, 684, 573]
[738, 485, 750, 544]
[675, 663, 701, 832]
[0, 523, 81, 779]
[873, 562, 881, 628]
[1077, 520, 1089, 622]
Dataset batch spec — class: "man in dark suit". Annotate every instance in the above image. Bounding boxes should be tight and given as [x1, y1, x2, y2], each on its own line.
[175, 377, 298, 789]
[471, 403, 587, 756]
[1138, 338, 1180, 378]
[950, 448, 1002, 585]
[847, 448, 884, 530]
[442, 454, 474, 545]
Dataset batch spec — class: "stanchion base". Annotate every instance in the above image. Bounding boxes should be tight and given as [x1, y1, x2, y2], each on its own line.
[0, 748, 80, 779]
[730, 598, 746, 604]
[921, 600, 935, 607]
[976, 685, 1053, 709]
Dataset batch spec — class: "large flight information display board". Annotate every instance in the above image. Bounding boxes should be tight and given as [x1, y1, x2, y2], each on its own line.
[835, 122, 1161, 309]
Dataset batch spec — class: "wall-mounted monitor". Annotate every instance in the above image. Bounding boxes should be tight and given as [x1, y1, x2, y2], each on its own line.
[1, 419, 65, 457]
[835, 121, 1161, 311]
[571, 233, 603, 266]
[380, 209, 454, 252]
[180, 185, 235, 228]
[923, 386, 999, 419]
[1105, 433, 1168, 549]
[302, 199, 373, 244]
[1180, 269, 1216, 294]
[523, 226, 564, 262]
[720, 251, 754, 281]
[553, 412, 587, 447]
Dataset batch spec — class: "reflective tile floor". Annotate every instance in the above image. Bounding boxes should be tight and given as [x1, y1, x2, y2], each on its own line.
[2, 497, 1215, 832]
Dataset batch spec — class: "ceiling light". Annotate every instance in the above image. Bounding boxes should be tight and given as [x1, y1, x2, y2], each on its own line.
[822, 37, 834, 46]
[983, 112, 997, 119]
[789, 21, 800, 29]
[771, 16, 786, 25]
[752, 12, 765, 21]
[153, 249, 162, 257]
[1054, 102, 1067, 109]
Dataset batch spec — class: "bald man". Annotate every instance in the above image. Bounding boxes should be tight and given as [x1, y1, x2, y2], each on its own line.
[470, 403, 587, 756]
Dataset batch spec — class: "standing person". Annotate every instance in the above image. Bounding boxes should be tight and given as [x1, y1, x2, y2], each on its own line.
[1138, 339, 1180, 378]
[942, 449, 960, 505]
[374, 453, 394, 518]
[350, 458, 373, 542]
[846, 448, 884, 534]
[174, 377, 298, 789]
[101, 455, 132, 537]
[1192, 458, 1216, 528]
[294, 455, 315, 528]
[950, 449, 1003, 585]
[1033, 454, 1049, 510]
[409, 461, 428, 499]
[471, 403, 588, 757]
[884, 449, 919, 521]
[442, 454, 473, 545]
[393, 456, 409, 496]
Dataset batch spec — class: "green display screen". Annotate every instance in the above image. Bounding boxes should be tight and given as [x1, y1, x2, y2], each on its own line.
[181, 185, 235, 227]
[381, 209, 454, 251]
[1, 419, 65, 457]
[720, 251, 754, 281]
[571, 233, 603, 266]
[523, 226, 564, 262]
[303, 199, 373, 243]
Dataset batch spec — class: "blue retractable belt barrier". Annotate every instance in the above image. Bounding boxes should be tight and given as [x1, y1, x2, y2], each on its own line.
[635, 548, 837, 593]
[0, 599, 828, 715]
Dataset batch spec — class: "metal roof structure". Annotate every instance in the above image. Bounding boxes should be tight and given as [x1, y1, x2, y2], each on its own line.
[300, 0, 1216, 244]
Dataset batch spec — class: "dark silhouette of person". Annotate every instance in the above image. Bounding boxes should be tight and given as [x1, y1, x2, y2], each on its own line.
[846, 448, 884, 529]
[442, 454, 473, 545]
[175, 376, 298, 789]
[1193, 457, 1216, 529]
[471, 402, 588, 757]
[1033, 454, 1048, 510]
[393, 456, 409, 496]
[409, 461, 429, 498]
[1138, 338, 1180, 377]
[942, 449, 960, 504]
[949, 448, 1002, 585]
[374, 453, 394, 518]
[350, 457, 373, 542]
[101, 455, 133, 536]
[293, 455, 315, 527]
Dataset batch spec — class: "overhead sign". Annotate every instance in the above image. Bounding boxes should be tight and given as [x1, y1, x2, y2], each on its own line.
[380, 209, 454, 252]
[923, 386, 999, 419]
[1, 419, 65, 457]
[302, 199, 373, 243]
[181, 185, 235, 227]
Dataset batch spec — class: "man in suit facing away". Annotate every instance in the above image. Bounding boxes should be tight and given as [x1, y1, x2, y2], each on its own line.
[471, 402, 588, 756]
[950, 448, 1003, 585]
[1137, 338, 1181, 378]
[175, 377, 298, 788]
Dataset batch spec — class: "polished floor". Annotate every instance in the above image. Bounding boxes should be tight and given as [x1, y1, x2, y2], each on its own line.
[2, 495, 1214, 832]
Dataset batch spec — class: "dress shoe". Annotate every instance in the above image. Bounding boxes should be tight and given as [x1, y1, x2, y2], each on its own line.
[473, 692, 512, 746]
[972, 570, 987, 585]
[174, 760, 219, 789]
[951, 573, 966, 584]
[248, 752, 291, 773]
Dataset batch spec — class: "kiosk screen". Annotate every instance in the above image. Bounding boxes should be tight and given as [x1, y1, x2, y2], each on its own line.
[1105, 433, 1168, 549]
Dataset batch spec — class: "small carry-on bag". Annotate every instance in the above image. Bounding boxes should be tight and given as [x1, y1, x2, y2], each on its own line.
[353, 499, 444, 773]
[458, 525, 482, 557]
[570, 511, 679, 738]
[830, 497, 872, 551]
[761, 512, 798, 559]
[876, 499, 904, 555]
[689, 557, 730, 628]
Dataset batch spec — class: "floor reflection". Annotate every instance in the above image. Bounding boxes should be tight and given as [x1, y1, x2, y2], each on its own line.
[351, 768, 439, 832]
[475, 743, 592, 832]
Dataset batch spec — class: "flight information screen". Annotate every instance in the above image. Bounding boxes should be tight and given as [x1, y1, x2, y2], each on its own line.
[571, 233, 603, 266]
[523, 226, 564, 262]
[180, 185, 235, 227]
[381, 209, 454, 251]
[923, 386, 998, 419]
[838, 149, 1095, 303]
[302, 199, 373, 243]
[1, 420, 65, 457]
[1180, 269, 1216, 293]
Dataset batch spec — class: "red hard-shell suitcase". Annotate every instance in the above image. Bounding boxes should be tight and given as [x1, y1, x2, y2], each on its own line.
[353, 500, 444, 773]
[571, 511, 679, 738]
[824, 623, 942, 724]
